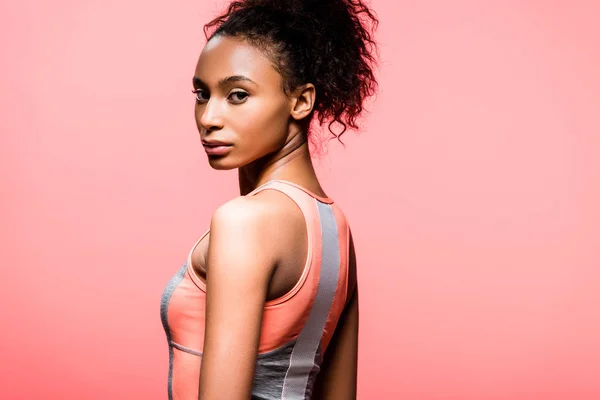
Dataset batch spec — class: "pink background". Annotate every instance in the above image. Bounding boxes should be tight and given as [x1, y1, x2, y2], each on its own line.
[1, 0, 599, 399]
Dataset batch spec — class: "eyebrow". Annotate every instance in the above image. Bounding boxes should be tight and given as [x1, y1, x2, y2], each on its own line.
[192, 75, 257, 88]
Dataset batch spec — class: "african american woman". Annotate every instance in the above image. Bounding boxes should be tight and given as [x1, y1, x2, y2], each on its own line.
[160, 0, 379, 398]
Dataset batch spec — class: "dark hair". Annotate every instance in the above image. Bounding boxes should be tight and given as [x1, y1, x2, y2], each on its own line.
[203, 0, 379, 142]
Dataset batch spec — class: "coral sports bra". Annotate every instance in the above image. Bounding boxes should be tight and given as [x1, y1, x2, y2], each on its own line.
[160, 180, 351, 399]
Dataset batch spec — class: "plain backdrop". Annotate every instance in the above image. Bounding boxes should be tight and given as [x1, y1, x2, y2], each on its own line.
[1, 0, 599, 399]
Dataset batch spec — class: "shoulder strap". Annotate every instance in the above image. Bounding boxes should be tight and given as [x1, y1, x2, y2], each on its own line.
[249, 180, 334, 204]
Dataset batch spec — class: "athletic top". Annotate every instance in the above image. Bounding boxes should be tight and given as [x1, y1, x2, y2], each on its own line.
[160, 180, 351, 400]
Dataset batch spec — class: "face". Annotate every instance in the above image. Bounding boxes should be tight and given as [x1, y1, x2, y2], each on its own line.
[192, 35, 293, 170]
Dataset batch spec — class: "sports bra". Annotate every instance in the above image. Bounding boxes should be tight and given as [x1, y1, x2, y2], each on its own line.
[160, 180, 351, 399]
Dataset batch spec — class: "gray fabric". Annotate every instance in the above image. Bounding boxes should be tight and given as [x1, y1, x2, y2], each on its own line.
[281, 201, 340, 399]
[251, 340, 295, 399]
[160, 262, 188, 400]
[171, 340, 203, 357]
[164, 339, 317, 399]
[303, 346, 323, 400]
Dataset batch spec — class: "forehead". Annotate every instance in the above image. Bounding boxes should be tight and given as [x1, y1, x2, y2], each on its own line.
[194, 36, 281, 86]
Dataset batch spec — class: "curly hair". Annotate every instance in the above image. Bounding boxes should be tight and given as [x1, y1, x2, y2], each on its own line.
[203, 0, 379, 142]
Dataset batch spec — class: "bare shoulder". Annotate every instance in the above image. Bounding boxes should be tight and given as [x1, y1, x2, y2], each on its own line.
[211, 195, 267, 227]
[211, 191, 296, 232]
[209, 196, 273, 267]
[208, 192, 301, 269]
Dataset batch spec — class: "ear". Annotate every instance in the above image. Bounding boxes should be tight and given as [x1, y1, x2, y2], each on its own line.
[289, 83, 316, 121]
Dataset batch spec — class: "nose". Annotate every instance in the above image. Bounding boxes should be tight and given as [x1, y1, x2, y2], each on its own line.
[197, 98, 224, 133]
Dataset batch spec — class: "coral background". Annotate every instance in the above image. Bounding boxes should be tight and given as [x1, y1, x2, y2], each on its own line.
[1, 0, 599, 398]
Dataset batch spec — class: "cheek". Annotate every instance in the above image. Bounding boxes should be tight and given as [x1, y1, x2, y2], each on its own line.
[205, 101, 289, 170]
[233, 99, 289, 147]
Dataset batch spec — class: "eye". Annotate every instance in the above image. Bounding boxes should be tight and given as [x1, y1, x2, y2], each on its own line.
[192, 89, 209, 103]
[228, 90, 249, 104]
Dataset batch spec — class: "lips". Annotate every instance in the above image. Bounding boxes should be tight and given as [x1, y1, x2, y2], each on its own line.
[202, 139, 231, 147]
[202, 139, 232, 156]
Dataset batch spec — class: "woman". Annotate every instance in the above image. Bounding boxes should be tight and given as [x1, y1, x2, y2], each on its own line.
[160, 0, 378, 398]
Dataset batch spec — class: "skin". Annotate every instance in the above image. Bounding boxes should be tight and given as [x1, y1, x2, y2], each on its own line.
[191, 35, 359, 399]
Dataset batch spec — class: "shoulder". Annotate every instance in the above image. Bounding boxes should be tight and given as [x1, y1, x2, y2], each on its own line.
[211, 196, 264, 228]
[211, 191, 290, 231]
[211, 190, 301, 231]
[208, 192, 298, 266]
[209, 190, 305, 264]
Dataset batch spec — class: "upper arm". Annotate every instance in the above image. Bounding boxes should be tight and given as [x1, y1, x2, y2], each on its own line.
[198, 198, 276, 400]
[312, 229, 359, 399]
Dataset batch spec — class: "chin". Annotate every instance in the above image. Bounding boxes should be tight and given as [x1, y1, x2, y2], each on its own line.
[206, 156, 242, 170]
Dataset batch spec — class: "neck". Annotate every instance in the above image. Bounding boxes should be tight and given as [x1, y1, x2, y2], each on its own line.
[238, 131, 319, 196]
